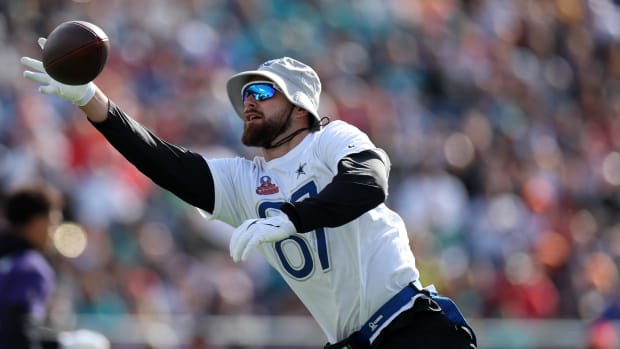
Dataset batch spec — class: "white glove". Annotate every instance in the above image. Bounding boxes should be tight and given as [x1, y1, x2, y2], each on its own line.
[230, 210, 297, 262]
[58, 329, 110, 349]
[21, 38, 96, 106]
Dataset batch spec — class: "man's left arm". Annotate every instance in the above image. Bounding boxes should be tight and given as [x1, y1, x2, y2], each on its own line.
[280, 148, 389, 233]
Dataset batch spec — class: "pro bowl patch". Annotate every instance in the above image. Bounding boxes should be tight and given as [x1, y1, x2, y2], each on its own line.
[256, 175, 279, 195]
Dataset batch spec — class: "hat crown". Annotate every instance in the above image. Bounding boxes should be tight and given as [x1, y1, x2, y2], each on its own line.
[257, 57, 321, 111]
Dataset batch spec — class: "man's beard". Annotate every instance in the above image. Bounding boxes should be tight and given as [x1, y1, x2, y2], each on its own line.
[242, 106, 293, 148]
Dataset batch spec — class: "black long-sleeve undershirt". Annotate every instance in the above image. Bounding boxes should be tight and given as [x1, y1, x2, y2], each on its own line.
[91, 101, 216, 212]
[90, 101, 389, 231]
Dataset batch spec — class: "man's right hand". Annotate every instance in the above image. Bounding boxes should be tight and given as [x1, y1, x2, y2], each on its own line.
[21, 38, 96, 106]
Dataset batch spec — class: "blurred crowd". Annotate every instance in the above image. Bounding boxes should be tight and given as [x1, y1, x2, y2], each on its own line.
[2, 0, 620, 347]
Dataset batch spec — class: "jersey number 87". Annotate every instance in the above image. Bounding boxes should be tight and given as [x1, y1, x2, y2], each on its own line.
[258, 181, 330, 280]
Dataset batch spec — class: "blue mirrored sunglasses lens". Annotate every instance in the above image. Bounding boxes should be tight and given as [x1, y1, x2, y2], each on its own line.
[243, 84, 276, 101]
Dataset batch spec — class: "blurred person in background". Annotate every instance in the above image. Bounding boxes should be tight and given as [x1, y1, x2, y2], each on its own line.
[20, 34, 476, 348]
[0, 184, 109, 349]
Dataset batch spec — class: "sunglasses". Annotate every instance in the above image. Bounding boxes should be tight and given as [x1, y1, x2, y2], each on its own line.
[242, 81, 280, 102]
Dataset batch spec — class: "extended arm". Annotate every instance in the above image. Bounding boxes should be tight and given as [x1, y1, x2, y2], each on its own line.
[84, 89, 215, 213]
[21, 55, 216, 213]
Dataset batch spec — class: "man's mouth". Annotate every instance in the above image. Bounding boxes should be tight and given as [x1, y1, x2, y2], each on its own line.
[245, 112, 262, 122]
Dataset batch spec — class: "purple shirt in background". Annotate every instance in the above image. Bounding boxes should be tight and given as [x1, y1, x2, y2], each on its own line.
[0, 249, 55, 324]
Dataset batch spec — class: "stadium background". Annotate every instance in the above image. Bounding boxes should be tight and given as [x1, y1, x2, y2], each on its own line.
[1, 0, 620, 348]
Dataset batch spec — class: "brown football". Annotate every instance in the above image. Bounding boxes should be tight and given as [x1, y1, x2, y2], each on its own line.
[42, 21, 109, 85]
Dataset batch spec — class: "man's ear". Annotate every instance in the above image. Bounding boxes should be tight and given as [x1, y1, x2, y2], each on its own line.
[293, 106, 309, 119]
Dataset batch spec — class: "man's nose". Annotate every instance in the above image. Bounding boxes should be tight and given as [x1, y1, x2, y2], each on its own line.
[243, 94, 257, 108]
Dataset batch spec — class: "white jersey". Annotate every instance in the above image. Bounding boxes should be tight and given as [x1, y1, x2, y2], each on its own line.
[205, 120, 419, 342]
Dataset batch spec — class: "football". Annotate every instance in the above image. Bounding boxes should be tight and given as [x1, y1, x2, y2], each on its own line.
[42, 21, 110, 85]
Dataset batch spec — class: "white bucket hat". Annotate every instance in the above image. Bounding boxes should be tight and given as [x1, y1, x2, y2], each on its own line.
[226, 57, 322, 129]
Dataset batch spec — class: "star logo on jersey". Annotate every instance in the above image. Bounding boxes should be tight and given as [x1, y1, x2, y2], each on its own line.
[296, 163, 307, 179]
[256, 175, 279, 195]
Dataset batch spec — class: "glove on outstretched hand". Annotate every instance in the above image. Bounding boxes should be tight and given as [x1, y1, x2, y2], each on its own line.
[21, 38, 96, 106]
[230, 210, 297, 262]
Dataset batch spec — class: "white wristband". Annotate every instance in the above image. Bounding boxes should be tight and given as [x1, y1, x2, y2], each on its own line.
[74, 83, 96, 106]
